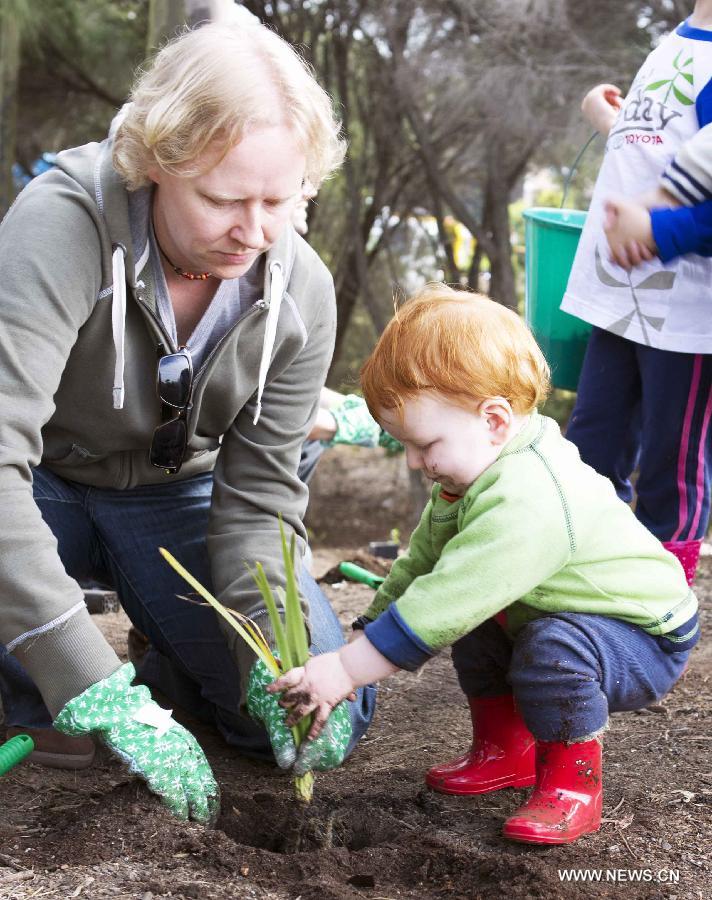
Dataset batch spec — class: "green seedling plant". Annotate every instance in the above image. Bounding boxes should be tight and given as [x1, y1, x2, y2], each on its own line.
[159, 518, 315, 803]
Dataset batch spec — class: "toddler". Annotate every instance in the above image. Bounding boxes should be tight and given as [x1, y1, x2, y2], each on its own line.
[270, 284, 698, 845]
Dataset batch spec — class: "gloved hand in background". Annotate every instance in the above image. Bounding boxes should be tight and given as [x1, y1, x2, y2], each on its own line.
[326, 394, 382, 447]
[54, 663, 219, 825]
[247, 657, 352, 775]
[378, 429, 405, 455]
[320, 393, 403, 455]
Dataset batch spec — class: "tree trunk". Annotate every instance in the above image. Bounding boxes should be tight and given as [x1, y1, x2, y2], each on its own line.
[482, 204, 517, 310]
[467, 242, 483, 292]
[479, 155, 517, 310]
[430, 185, 461, 285]
[146, 0, 192, 54]
[146, 1, 228, 55]
[0, 11, 20, 217]
[332, 31, 388, 349]
[333, 254, 360, 365]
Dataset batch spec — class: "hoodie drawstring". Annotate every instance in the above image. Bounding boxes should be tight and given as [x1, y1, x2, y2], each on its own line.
[253, 260, 284, 425]
[109, 246, 284, 419]
[111, 244, 127, 410]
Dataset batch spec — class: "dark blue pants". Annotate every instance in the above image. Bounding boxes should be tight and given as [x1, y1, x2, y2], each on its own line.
[566, 327, 712, 541]
[298, 439, 325, 486]
[452, 614, 691, 742]
[0, 465, 375, 759]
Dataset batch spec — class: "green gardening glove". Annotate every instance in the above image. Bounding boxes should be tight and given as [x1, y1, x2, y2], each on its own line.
[246, 658, 297, 769]
[325, 394, 403, 454]
[378, 429, 404, 455]
[54, 663, 219, 826]
[293, 701, 352, 776]
[247, 658, 352, 775]
[324, 395, 382, 448]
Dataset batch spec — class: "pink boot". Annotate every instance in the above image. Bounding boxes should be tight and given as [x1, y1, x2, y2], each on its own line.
[663, 538, 702, 586]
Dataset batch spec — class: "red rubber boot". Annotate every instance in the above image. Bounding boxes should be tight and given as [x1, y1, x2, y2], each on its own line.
[663, 538, 702, 587]
[503, 738, 602, 844]
[425, 695, 535, 795]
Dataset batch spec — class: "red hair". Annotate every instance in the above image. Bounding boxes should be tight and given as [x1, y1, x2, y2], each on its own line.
[360, 284, 550, 417]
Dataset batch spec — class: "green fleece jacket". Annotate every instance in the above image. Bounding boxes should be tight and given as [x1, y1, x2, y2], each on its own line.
[362, 413, 697, 670]
[0, 140, 335, 714]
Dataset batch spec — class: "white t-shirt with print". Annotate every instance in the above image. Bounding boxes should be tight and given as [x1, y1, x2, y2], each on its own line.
[562, 22, 712, 353]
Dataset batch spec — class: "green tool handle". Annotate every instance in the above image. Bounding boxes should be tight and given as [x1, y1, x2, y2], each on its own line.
[339, 562, 385, 590]
[0, 734, 34, 776]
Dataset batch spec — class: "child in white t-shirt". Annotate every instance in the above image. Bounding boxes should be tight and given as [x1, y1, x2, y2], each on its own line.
[562, 8, 712, 585]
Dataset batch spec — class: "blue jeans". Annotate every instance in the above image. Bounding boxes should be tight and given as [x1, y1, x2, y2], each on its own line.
[0, 465, 376, 760]
[298, 439, 325, 486]
[566, 327, 712, 541]
[452, 613, 693, 742]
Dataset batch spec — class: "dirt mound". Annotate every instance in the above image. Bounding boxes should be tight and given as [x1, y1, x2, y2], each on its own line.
[1, 450, 710, 898]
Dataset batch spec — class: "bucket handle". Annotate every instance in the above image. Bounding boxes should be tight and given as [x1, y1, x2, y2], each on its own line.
[561, 130, 600, 209]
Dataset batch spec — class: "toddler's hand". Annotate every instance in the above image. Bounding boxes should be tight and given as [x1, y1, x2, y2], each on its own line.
[581, 83, 622, 135]
[268, 652, 355, 740]
[603, 197, 656, 269]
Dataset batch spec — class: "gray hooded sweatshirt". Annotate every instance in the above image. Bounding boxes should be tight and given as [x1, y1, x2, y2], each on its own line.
[0, 139, 336, 715]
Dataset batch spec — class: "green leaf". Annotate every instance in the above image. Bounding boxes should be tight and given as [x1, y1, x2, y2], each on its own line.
[645, 79, 670, 91]
[672, 49, 682, 70]
[275, 516, 313, 760]
[251, 562, 292, 671]
[160, 545, 315, 801]
[681, 72, 694, 85]
[159, 548, 280, 676]
[279, 517, 310, 668]
[672, 84, 693, 105]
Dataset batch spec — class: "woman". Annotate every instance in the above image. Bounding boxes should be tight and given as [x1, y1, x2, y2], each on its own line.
[0, 20, 375, 824]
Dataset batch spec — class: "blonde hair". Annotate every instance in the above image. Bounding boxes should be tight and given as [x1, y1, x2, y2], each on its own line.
[361, 284, 551, 417]
[113, 22, 345, 190]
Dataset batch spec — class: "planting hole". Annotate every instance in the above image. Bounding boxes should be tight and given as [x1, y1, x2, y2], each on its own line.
[220, 792, 402, 853]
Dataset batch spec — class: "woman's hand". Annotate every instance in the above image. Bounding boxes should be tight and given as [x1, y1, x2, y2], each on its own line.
[582, 83, 623, 135]
[54, 664, 219, 825]
[269, 652, 356, 740]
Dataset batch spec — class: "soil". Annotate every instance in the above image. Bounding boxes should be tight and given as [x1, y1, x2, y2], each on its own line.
[1, 446, 710, 899]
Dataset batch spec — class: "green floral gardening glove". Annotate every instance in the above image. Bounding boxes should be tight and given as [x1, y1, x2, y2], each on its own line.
[247, 658, 352, 775]
[378, 430, 405, 456]
[54, 663, 219, 826]
[325, 394, 403, 455]
[325, 395, 380, 448]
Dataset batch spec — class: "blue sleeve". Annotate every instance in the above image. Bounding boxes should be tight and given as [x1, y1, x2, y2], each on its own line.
[364, 603, 436, 671]
[696, 75, 712, 128]
[651, 202, 712, 262]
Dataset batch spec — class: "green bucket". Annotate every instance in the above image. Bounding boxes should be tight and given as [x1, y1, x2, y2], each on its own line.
[523, 207, 590, 392]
